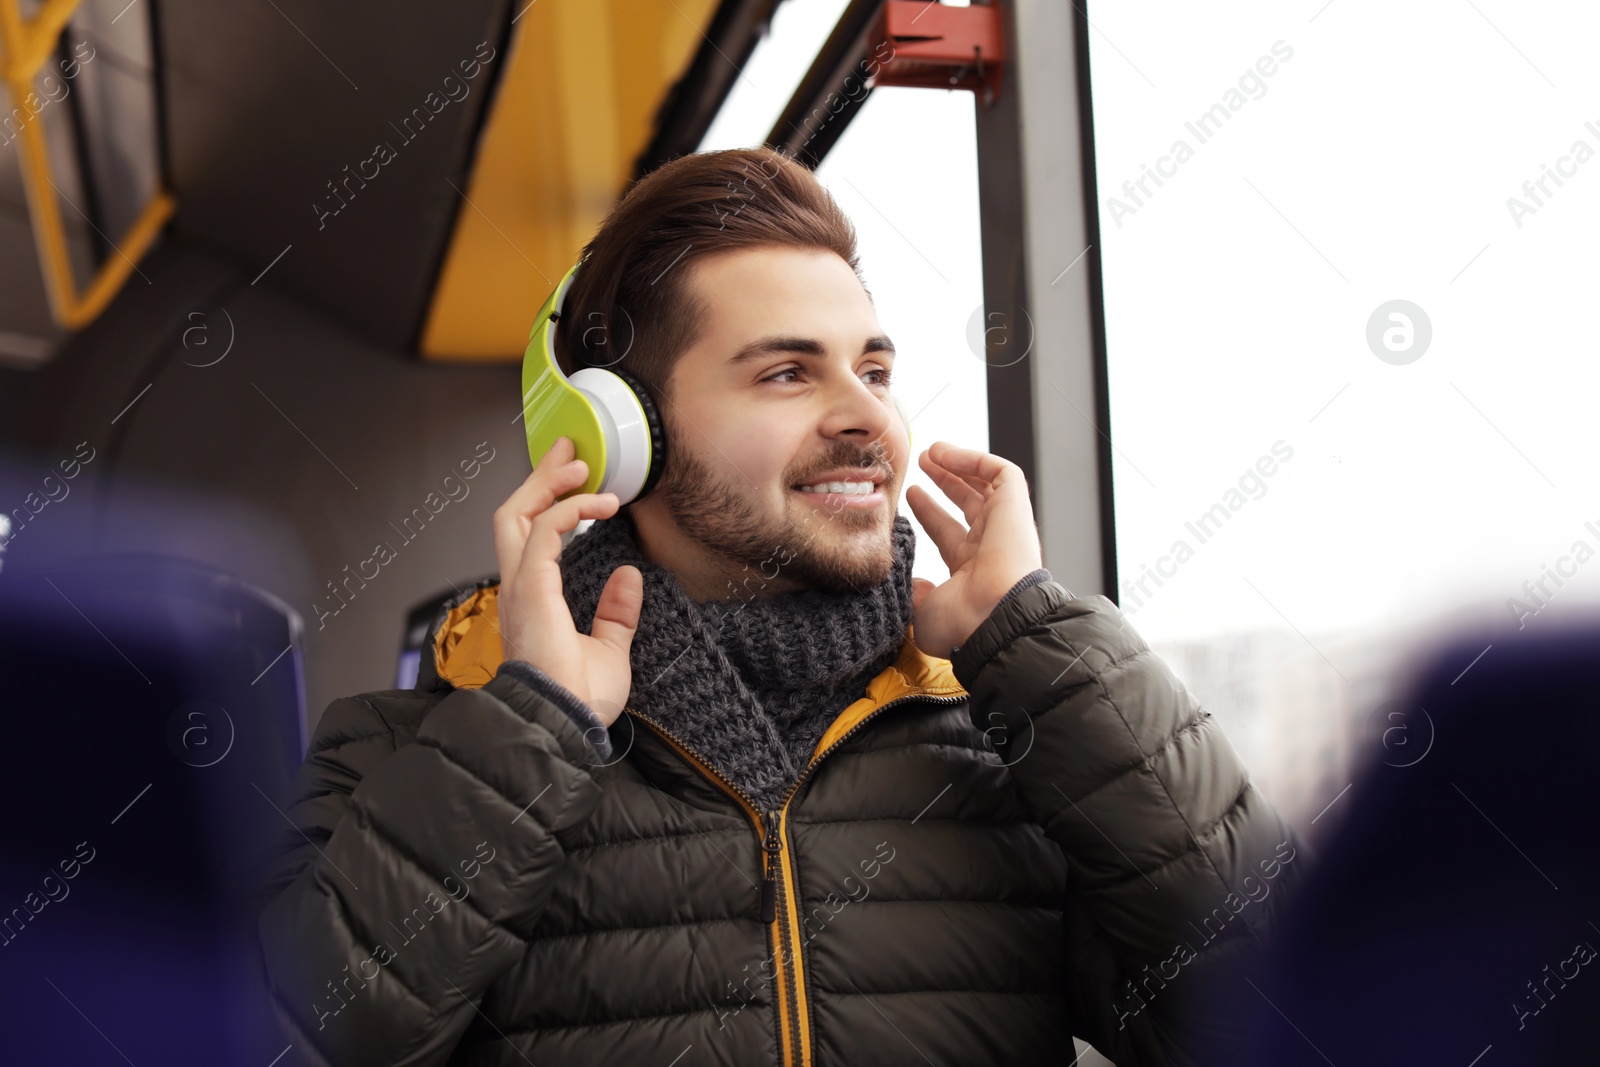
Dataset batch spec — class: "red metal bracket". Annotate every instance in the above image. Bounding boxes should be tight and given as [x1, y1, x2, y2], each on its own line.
[867, 1, 1006, 107]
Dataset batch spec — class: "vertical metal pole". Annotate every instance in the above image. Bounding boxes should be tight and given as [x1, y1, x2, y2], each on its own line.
[973, 0, 1116, 598]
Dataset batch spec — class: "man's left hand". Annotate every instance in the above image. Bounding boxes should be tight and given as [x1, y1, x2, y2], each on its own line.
[904, 441, 1043, 659]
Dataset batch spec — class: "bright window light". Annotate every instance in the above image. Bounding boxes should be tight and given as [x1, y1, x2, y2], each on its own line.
[1086, 1, 1600, 828]
[697, 0, 854, 153]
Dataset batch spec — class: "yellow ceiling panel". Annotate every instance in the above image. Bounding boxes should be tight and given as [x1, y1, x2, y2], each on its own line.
[420, 0, 720, 361]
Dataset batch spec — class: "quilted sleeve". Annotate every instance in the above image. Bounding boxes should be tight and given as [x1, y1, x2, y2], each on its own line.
[950, 582, 1308, 1066]
[257, 664, 607, 1067]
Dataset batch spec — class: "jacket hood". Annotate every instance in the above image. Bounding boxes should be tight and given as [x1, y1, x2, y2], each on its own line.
[417, 581, 967, 758]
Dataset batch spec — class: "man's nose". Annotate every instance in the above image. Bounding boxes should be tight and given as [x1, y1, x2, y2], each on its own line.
[818, 373, 893, 444]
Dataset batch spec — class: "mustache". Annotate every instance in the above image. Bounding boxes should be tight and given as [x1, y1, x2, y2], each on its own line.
[791, 442, 894, 484]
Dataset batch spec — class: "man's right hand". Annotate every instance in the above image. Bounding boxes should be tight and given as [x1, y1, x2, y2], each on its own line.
[492, 436, 641, 726]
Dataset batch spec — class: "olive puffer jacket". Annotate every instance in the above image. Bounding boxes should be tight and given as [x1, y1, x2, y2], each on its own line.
[258, 577, 1306, 1066]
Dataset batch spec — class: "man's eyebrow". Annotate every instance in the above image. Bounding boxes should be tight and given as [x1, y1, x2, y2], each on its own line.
[726, 334, 896, 366]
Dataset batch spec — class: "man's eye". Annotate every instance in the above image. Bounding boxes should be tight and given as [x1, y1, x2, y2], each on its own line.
[761, 367, 891, 385]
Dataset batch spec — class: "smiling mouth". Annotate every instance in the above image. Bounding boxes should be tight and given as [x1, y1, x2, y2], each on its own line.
[788, 478, 888, 517]
[791, 479, 882, 496]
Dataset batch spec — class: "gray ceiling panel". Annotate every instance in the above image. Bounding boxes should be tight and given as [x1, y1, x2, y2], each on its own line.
[157, 0, 512, 350]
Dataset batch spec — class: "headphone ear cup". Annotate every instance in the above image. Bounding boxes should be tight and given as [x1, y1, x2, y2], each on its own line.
[606, 365, 667, 502]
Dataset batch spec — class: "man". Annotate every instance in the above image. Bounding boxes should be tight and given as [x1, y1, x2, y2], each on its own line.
[259, 147, 1305, 1066]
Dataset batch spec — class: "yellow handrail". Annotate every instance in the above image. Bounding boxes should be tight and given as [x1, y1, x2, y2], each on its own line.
[0, 0, 176, 330]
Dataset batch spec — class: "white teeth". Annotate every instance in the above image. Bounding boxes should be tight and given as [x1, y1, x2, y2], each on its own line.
[796, 480, 875, 495]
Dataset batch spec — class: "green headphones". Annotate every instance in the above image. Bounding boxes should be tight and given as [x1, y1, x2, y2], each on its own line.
[521, 260, 913, 505]
[520, 263, 666, 504]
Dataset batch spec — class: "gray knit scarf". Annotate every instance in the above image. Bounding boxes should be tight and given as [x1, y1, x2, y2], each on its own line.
[556, 513, 917, 810]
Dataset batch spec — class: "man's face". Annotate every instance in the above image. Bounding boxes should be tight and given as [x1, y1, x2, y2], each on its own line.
[628, 245, 909, 599]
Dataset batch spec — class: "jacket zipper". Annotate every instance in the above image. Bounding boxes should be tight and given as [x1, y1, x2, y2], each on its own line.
[761, 808, 782, 923]
[627, 710, 800, 1066]
[628, 689, 968, 1067]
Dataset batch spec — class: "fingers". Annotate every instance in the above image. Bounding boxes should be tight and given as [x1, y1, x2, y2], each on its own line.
[923, 441, 1021, 497]
[510, 437, 585, 514]
[518, 491, 620, 584]
[905, 484, 966, 572]
[925, 443, 1043, 580]
[919, 449, 985, 523]
[591, 565, 643, 653]
[493, 438, 589, 581]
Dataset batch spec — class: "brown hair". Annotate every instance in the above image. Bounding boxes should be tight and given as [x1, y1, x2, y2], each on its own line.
[555, 147, 862, 405]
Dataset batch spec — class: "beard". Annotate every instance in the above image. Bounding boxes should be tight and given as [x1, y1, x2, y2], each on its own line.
[653, 431, 898, 597]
